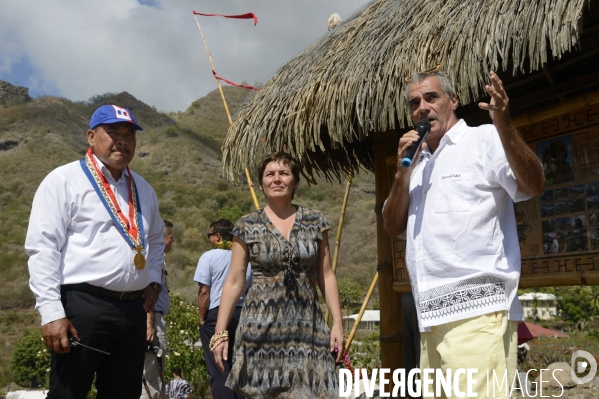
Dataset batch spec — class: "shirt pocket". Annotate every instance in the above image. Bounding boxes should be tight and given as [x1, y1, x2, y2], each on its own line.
[434, 172, 474, 213]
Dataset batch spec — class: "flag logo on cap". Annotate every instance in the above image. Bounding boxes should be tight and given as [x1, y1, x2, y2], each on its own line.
[111, 105, 132, 122]
[89, 104, 143, 130]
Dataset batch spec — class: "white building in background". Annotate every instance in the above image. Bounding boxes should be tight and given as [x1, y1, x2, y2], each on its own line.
[342, 310, 380, 330]
[6, 391, 48, 399]
[518, 292, 558, 320]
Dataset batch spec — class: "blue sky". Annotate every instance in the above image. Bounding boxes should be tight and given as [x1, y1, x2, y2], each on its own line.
[0, 0, 369, 112]
[0, 56, 60, 100]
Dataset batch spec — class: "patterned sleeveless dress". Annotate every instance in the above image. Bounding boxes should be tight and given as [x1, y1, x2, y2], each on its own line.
[226, 206, 339, 398]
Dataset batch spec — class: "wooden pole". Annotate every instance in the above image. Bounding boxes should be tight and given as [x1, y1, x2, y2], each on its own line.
[326, 174, 353, 323]
[194, 14, 260, 211]
[373, 130, 403, 371]
[345, 272, 379, 350]
[332, 174, 352, 274]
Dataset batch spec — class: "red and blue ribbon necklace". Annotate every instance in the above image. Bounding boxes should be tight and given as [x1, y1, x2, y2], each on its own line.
[80, 148, 146, 269]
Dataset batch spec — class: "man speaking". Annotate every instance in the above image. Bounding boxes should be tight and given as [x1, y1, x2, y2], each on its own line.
[25, 104, 165, 399]
[383, 68, 544, 397]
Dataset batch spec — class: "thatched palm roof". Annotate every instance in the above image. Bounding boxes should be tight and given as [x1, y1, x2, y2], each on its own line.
[223, 0, 591, 182]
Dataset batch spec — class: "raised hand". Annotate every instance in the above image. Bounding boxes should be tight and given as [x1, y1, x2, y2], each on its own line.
[478, 71, 511, 129]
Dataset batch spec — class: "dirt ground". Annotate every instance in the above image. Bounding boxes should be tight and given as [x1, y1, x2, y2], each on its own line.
[517, 385, 599, 398]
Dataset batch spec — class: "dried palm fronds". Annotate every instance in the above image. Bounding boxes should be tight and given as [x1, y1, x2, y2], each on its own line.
[223, 0, 590, 183]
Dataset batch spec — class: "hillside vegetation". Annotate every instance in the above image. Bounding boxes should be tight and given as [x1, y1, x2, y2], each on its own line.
[0, 81, 378, 386]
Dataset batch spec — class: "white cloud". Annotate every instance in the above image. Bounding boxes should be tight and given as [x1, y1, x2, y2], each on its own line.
[0, 0, 369, 112]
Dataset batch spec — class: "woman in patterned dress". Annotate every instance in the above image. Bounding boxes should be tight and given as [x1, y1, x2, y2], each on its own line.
[212, 152, 344, 398]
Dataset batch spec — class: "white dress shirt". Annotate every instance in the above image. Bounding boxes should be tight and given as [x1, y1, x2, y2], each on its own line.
[401, 119, 531, 331]
[26, 154, 165, 325]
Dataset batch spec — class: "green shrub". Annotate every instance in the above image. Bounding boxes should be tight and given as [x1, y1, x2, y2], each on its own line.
[182, 228, 203, 250]
[215, 180, 229, 192]
[304, 188, 324, 201]
[211, 193, 228, 208]
[165, 294, 209, 399]
[165, 126, 179, 138]
[217, 206, 244, 223]
[556, 287, 596, 323]
[87, 92, 119, 104]
[10, 329, 50, 388]
[347, 332, 381, 371]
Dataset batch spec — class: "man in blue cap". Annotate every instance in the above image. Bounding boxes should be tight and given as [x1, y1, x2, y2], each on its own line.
[26, 104, 165, 399]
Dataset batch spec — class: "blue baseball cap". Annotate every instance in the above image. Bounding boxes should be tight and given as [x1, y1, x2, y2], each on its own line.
[89, 104, 143, 131]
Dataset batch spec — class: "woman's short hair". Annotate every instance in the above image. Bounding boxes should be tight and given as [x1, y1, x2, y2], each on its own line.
[257, 152, 301, 188]
[210, 218, 234, 241]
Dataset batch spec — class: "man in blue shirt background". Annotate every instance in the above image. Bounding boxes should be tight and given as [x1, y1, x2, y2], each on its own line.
[194, 218, 252, 399]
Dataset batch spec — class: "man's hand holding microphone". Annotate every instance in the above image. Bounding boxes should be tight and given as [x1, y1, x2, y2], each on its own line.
[397, 119, 431, 174]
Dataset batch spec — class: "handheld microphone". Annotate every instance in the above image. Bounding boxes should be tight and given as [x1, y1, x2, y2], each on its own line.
[401, 120, 431, 168]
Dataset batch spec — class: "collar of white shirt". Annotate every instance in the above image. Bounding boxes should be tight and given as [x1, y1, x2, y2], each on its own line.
[92, 153, 130, 185]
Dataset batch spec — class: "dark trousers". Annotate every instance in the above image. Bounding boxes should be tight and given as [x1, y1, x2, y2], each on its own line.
[402, 293, 421, 398]
[47, 286, 147, 399]
[200, 306, 244, 399]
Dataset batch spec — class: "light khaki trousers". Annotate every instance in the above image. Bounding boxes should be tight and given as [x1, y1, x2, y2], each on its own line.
[420, 311, 519, 399]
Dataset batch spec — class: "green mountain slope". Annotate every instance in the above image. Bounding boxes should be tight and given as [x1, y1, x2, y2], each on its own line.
[0, 81, 378, 386]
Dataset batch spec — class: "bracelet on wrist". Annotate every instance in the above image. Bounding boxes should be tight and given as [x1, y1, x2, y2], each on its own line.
[209, 330, 229, 352]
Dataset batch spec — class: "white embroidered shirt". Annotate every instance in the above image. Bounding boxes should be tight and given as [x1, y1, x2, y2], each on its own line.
[401, 119, 531, 331]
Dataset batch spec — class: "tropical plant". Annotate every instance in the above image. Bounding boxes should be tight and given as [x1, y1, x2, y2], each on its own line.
[164, 294, 209, 399]
[555, 287, 597, 328]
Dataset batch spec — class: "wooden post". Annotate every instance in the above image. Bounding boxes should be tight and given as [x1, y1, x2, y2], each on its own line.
[345, 272, 379, 350]
[326, 174, 353, 323]
[193, 14, 261, 211]
[372, 130, 404, 371]
[331, 174, 352, 275]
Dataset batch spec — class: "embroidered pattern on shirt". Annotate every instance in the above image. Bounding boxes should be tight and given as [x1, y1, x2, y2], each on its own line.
[418, 276, 507, 322]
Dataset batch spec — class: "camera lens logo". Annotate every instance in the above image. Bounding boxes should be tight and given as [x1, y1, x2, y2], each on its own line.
[570, 350, 597, 384]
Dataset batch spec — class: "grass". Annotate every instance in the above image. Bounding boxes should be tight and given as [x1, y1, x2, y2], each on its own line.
[521, 329, 599, 381]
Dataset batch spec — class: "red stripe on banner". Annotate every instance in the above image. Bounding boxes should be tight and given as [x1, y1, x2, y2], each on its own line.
[212, 70, 260, 91]
[193, 11, 258, 25]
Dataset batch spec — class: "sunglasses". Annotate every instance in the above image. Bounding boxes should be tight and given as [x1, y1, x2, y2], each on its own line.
[206, 232, 219, 239]
[404, 65, 443, 82]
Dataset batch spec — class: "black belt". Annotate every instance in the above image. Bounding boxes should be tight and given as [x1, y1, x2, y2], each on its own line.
[63, 283, 142, 301]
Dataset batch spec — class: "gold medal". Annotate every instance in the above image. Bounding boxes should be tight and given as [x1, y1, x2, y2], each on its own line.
[134, 253, 146, 270]
[134, 245, 146, 270]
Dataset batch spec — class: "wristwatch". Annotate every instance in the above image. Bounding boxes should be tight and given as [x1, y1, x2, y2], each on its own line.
[149, 282, 162, 294]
